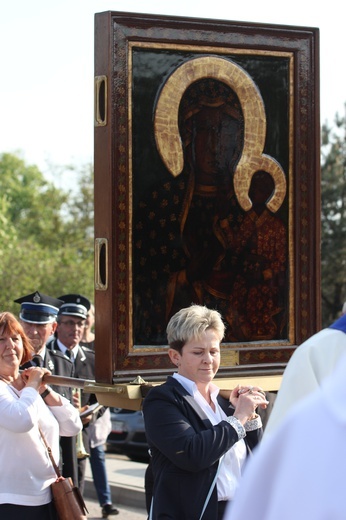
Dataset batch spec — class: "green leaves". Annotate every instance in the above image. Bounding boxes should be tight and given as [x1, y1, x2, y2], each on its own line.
[0, 152, 94, 314]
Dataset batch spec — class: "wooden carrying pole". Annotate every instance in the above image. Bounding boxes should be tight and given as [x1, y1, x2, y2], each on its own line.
[19, 371, 91, 389]
[42, 374, 94, 389]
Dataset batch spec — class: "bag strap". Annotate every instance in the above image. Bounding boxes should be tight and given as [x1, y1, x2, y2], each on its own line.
[39, 427, 62, 479]
[40, 427, 89, 516]
[199, 455, 224, 520]
[149, 497, 153, 520]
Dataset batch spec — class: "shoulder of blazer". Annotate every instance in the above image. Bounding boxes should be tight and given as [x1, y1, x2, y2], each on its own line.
[144, 376, 187, 403]
[151, 376, 189, 396]
[143, 376, 213, 427]
[161, 378, 233, 422]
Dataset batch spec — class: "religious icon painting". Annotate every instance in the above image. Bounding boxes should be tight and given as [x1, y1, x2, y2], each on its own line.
[94, 11, 320, 382]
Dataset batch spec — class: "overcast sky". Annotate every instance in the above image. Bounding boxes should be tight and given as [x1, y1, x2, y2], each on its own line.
[1, 0, 344, 184]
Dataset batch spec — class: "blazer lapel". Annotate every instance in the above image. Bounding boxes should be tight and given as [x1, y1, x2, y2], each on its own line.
[183, 394, 213, 427]
[166, 378, 213, 427]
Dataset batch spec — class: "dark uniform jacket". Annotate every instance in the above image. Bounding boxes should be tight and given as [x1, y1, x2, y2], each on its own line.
[47, 339, 96, 406]
[47, 339, 104, 492]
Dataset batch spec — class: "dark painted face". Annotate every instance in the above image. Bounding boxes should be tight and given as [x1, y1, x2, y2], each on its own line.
[192, 106, 242, 186]
[249, 171, 275, 205]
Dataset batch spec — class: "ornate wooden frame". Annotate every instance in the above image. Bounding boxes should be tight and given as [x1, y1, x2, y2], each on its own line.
[94, 11, 320, 384]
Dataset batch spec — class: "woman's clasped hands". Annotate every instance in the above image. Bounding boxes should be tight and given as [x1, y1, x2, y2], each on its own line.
[230, 385, 269, 423]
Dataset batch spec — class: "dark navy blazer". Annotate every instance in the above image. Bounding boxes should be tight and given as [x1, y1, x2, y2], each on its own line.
[143, 376, 262, 520]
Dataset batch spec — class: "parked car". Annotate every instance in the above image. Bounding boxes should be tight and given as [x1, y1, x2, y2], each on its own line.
[106, 407, 150, 462]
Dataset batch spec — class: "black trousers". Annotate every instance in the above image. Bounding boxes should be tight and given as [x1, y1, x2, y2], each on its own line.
[0, 502, 57, 520]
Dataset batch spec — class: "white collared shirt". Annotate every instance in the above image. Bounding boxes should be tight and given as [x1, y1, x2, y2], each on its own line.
[173, 373, 246, 501]
[57, 339, 79, 363]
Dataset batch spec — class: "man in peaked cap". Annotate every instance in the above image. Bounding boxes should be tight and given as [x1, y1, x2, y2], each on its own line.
[15, 290, 63, 326]
[15, 290, 78, 486]
[16, 291, 66, 371]
[49, 293, 119, 517]
[58, 293, 91, 322]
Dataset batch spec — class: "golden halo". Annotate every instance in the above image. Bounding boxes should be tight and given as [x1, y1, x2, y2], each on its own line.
[154, 56, 286, 212]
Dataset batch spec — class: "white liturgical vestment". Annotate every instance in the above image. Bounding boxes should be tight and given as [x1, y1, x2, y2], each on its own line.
[224, 350, 346, 520]
[265, 314, 346, 436]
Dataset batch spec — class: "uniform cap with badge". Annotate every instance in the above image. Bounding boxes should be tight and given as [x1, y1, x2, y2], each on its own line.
[58, 294, 91, 320]
[14, 291, 64, 324]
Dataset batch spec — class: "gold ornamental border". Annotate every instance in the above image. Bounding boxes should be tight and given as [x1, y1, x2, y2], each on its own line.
[126, 42, 295, 351]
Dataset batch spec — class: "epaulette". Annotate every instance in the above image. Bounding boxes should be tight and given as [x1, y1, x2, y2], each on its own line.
[80, 345, 94, 354]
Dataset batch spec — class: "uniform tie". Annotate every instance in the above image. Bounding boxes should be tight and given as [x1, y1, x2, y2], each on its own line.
[32, 355, 43, 367]
[65, 349, 74, 362]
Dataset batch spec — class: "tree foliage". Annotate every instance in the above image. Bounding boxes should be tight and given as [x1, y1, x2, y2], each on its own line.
[0, 152, 94, 316]
[321, 110, 346, 326]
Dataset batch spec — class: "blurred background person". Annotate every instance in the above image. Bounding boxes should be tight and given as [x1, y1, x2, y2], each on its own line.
[49, 294, 118, 518]
[79, 301, 115, 518]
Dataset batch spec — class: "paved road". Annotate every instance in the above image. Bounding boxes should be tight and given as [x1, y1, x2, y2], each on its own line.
[84, 497, 147, 519]
[84, 452, 148, 519]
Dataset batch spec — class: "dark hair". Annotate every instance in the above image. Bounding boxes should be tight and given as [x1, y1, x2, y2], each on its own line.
[0, 312, 34, 364]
